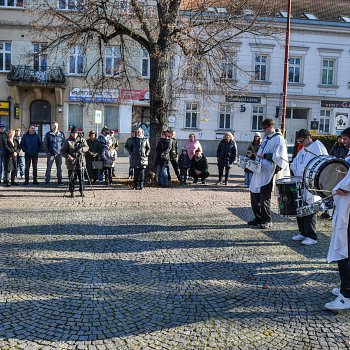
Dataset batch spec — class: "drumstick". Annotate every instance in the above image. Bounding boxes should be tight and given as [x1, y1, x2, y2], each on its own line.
[304, 148, 322, 157]
[308, 189, 332, 193]
[337, 169, 348, 175]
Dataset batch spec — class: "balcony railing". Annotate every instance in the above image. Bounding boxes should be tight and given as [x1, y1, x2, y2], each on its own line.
[7, 65, 66, 85]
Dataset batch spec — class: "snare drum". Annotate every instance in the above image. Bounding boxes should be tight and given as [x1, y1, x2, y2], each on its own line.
[303, 156, 349, 198]
[275, 177, 304, 216]
[237, 156, 249, 169]
[246, 159, 262, 173]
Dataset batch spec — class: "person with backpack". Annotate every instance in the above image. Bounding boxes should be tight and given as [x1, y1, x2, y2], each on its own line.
[247, 118, 288, 229]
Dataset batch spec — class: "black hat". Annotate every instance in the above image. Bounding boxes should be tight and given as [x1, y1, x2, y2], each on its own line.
[89, 130, 96, 136]
[70, 126, 78, 133]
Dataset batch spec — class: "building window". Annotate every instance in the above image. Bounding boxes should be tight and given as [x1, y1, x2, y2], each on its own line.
[0, 42, 11, 71]
[252, 106, 264, 131]
[105, 47, 121, 76]
[33, 43, 47, 71]
[104, 106, 119, 131]
[0, 0, 23, 7]
[219, 105, 232, 129]
[289, 57, 301, 83]
[254, 54, 268, 81]
[68, 104, 83, 130]
[141, 48, 150, 78]
[185, 102, 198, 128]
[319, 109, 331, 134]
[321, 58, 335, 85]
[221, 57, 234, 80]
[58, 0, 84, 10]
[68, 45, 84, 75]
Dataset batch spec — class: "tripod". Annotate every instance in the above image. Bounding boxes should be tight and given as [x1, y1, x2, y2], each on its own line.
[63, 151, 95, 201]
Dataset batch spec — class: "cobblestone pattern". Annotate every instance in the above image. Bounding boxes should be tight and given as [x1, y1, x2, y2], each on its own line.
[0, 177, 349, 349]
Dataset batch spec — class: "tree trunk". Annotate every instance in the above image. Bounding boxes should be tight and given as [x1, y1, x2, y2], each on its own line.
[147, 46, 171, 175]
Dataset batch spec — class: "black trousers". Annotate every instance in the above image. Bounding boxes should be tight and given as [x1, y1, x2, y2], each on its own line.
[218, 166, 230, 182]
[68, 169, 84, 193]
[338, 216, 350, 298]
[103, 167, 112, 184]
[191, 170, 209, 181]
[168, 159, 180, 180]
[296, 214, 317, 240]
[25, 154, 38, 181]
[179, 168, 188, 182]
[134, 167, 145, 189]
[250, 178, 274, 224]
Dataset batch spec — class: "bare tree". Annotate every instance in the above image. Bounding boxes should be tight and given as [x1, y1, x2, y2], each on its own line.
[29, 0, 280, 172]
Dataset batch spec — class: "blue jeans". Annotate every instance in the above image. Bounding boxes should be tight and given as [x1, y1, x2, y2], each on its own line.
[157, 164, 169, 186]
[45, 153, 63, 182]
[244, 171, 253, 187]
[0, 154, 4, 181]
[17, 155, 25, 177]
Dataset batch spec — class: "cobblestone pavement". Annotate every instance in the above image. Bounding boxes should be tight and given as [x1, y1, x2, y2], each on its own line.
[0, 174, 349, 350]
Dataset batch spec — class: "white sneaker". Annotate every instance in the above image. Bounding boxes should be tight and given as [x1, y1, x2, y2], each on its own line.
[301, 237, 317, 245]
[332, 288, 340, 296]
[292, 233, 305, 241]
[324, 293, 350, 310]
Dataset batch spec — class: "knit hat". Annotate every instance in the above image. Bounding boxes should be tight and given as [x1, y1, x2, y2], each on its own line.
[254, 132, 261, 138]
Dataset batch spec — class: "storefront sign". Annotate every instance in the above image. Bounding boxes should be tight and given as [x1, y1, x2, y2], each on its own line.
[225, 95, 261, 103]
[321, 100, 350, 108]
[310, 121, 319, 130]
[95, 110, 102, 124]
[15, 105, 20, 120]
[0, 101, 10, 116]
[69, 88, 118, 103]
[335, 112, 349, 130]
[120, 90, 150, 103]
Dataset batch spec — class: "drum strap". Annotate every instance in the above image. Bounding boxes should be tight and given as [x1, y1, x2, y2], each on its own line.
[259, 132, 282, 155]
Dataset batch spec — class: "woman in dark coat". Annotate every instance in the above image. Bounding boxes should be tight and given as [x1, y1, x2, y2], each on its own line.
[244, 132, 262, 187]
[86, 131, 101, 183]
[329, 135, 347, 159]
[124, 127, 151, 190]
[3, 129, 20, 187]
[216, 132, 237, 185]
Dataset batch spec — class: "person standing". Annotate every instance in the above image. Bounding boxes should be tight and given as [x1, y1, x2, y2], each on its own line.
[61, 126, 89, 197]
[248, 118, 288, 229]
[290, 129, 328, 245]
[86, 130, 101, 184]
[156, 131, 172, 187]
[125, 130, 135, 179]
[110, 130, 119, 177]
[185, 133, 202, 160]
[169, 130, 180, 181]
[97, 126, 111, 181]
[244, 132, 262, 187]
[325, 127, 350, 310]
[178, 148, 190, 183]
[0, 124, 7, 183]
[20, 125, 42, 185]
[44, 121, 65, 185]
[216, 132, 237, 185]
[3, 129, 19, 187]
[124, 128, 150, 190]
[14, 129, 25, 179]
[329, 135, 347, 159]
[101, 139, 116, 185]
[190, 148, 209, 184]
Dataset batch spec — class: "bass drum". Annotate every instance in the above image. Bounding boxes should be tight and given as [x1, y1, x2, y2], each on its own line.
[303, 156, 349, 198]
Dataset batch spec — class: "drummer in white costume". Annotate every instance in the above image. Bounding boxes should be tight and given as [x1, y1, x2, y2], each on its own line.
[325, 127, 350, 310]
[248, 118, 288, 229]
[290, 129, 328, 246]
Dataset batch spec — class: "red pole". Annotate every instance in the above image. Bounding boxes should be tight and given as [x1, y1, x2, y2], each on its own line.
[281, 0, 292, 137]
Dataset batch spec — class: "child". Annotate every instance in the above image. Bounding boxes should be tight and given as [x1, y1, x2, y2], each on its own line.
[101, 140, 116, 185]
[178, 147, 190, 183]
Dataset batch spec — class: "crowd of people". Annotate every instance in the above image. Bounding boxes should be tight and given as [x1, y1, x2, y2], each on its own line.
[1, 118, 350, 310]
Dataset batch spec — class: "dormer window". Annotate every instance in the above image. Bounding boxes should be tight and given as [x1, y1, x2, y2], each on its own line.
[304, 12, 318, 20]
[279, 10, 291, 18]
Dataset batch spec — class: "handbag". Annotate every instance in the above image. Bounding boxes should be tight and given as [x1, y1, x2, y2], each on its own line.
[92, 160, 103, 170]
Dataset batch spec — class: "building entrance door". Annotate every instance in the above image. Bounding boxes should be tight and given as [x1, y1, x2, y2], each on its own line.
[30, 100, 51, 141]
[284, 108, 308, 145]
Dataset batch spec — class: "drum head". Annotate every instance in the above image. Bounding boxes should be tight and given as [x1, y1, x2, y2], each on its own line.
[317, 160, 349, 198]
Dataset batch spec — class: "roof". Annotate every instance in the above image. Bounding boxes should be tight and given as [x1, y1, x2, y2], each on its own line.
[180, 0, 350, 23]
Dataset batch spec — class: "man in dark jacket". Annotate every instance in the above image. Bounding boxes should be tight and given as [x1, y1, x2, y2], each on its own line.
[20, 125, 42, 185]
[0, 124, 7, 183]
[190, 148, 209, 184]
[156, 131, 172, 187]
[44, 121, 65, 185]
[168, 130, 180, 182]
[61, 126, 89, 197]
